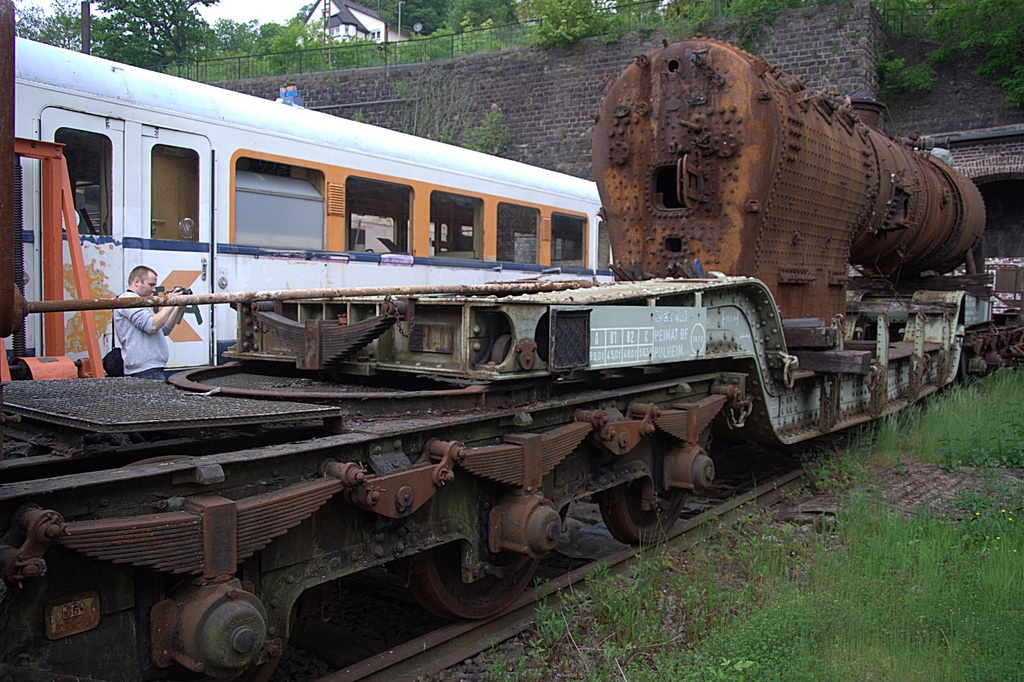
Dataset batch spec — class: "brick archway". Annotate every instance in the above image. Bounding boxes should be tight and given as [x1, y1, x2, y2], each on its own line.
[953, 151, 1024, 260]
[953, 154, 1024, 183]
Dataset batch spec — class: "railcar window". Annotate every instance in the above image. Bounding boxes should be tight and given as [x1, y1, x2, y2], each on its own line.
[497, 203, 540, 263]
[430, 191, 481, 259]
[54, 128, 112, 235]
[234, 158, 325, 250]
[345, 176, 412, 253]
[151, 145, 199, 241]
[551, 213, 586, 268]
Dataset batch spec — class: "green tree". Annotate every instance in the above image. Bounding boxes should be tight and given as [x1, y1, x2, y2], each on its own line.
[91, 0, 217, 68]
[462, 105, 512, 156]
[446, 0, 517, 32]
[927, 0, 1024, 107]
[519, 0, 608, 47]
[376, 0, 447, 36]
[14, 0, 47, 40]
[663, 0, 715, 39]
[15, 0, 81, 50]
[211, 18, 262, 55]
[267, 15, 325, 53]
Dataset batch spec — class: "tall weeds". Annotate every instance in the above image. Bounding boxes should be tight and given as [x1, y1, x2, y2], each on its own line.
[495, 368, 1024, 681]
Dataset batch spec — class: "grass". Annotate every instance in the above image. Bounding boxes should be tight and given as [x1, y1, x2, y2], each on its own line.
[492, 367, 1024, 681]
[838, 366, 1024, 470]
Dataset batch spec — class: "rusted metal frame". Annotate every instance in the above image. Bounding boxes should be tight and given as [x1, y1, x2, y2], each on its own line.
[0, 3, 16, 345]
[633, 393, 728, 445]
[3, 375, 715, 585]
[14, 374, 720, 671]
[502, 433, 543, 493]
[868, 313, 890, 418]
[0, 406, 477, 503]
[480, 432, 567, 559]
[13, 139, 104, 372]
[572, 403, 659, 455]
[817, 373, 840, 432]
[186, 495, 237, 580]
[908, 311, 927, 401]
[458, 421, 592, 488]
[8, 374, 716, 501]
[23, 280, 602, 315]
[323, 439, 465, 519]
[58, 151, 103, 375]
[46, 477, 344, 577]
[0, 505, 67, 584]
[928, 309, 955, 384]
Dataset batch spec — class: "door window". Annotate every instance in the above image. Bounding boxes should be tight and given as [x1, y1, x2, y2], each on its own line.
[151, 144, 199, 241]
[55, 128, 113, 235]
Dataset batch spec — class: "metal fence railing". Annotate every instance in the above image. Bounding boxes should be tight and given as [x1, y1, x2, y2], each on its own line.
[874, 4, 938, 38]
[165, 0, 690, 83]
[164, 0, 939, 83]
[165, 21, 538, 82]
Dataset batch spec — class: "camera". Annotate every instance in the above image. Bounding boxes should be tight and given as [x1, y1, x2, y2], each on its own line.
[172, 286, 193, 295]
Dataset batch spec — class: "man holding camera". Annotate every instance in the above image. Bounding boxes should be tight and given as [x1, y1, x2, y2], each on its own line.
[113, 265, 187, 380]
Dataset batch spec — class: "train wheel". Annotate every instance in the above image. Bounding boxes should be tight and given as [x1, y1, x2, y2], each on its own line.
[597, 477, 687, 545]
[409, 542, 540, 620]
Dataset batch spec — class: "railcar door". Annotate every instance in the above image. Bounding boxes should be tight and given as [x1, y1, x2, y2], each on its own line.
[137, 127, 214, 370]
[38, 108, 125, 359]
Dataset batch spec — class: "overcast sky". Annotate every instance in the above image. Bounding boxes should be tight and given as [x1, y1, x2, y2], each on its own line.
[196, 0, 308, 26]
[37, 0, 307, 27]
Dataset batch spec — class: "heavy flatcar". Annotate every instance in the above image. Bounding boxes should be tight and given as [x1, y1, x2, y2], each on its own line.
[2, 36, 1022, 682]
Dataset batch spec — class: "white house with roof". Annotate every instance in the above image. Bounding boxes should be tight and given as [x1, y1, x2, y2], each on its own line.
[304, 0, 408, 43]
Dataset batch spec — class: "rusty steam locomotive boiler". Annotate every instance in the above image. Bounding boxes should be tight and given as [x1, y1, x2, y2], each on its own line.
[593, 37, 986, 319]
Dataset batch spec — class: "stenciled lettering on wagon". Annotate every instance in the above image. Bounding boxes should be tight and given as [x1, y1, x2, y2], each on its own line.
[718, 309, 741, 330]
[45, 592, 101, 640]
[587, 306, 706, 369]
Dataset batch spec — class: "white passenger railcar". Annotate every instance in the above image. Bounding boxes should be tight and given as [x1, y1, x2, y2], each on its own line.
[14, 38, 608, 370]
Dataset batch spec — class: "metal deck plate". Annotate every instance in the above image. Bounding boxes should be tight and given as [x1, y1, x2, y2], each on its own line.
[2, 378, 342, 433]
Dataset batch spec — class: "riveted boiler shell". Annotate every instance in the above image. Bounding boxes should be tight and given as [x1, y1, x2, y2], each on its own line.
[594, 38, 985, 319]
[850, 129, 986, 276]
[594, 39, 778, 285]
[594, 38, 880, 318]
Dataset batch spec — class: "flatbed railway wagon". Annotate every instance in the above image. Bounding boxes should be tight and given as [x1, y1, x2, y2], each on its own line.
[1, 35, 1022, 682]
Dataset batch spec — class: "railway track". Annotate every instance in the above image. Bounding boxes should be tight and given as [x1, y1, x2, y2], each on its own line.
[301, 468, 804, 682]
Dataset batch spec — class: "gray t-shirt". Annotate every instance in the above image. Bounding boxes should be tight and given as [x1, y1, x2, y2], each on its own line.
[113, 292, 171, 375]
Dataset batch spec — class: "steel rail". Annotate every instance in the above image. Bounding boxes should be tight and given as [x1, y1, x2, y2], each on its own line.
[325, 468, 804, 682]
[21, 280, 603, 314]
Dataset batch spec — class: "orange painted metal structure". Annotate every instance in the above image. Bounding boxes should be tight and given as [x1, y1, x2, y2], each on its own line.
[13, 138, 105, 377]
[593, 37, 986, 320]
[17, 355, 78, 380]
